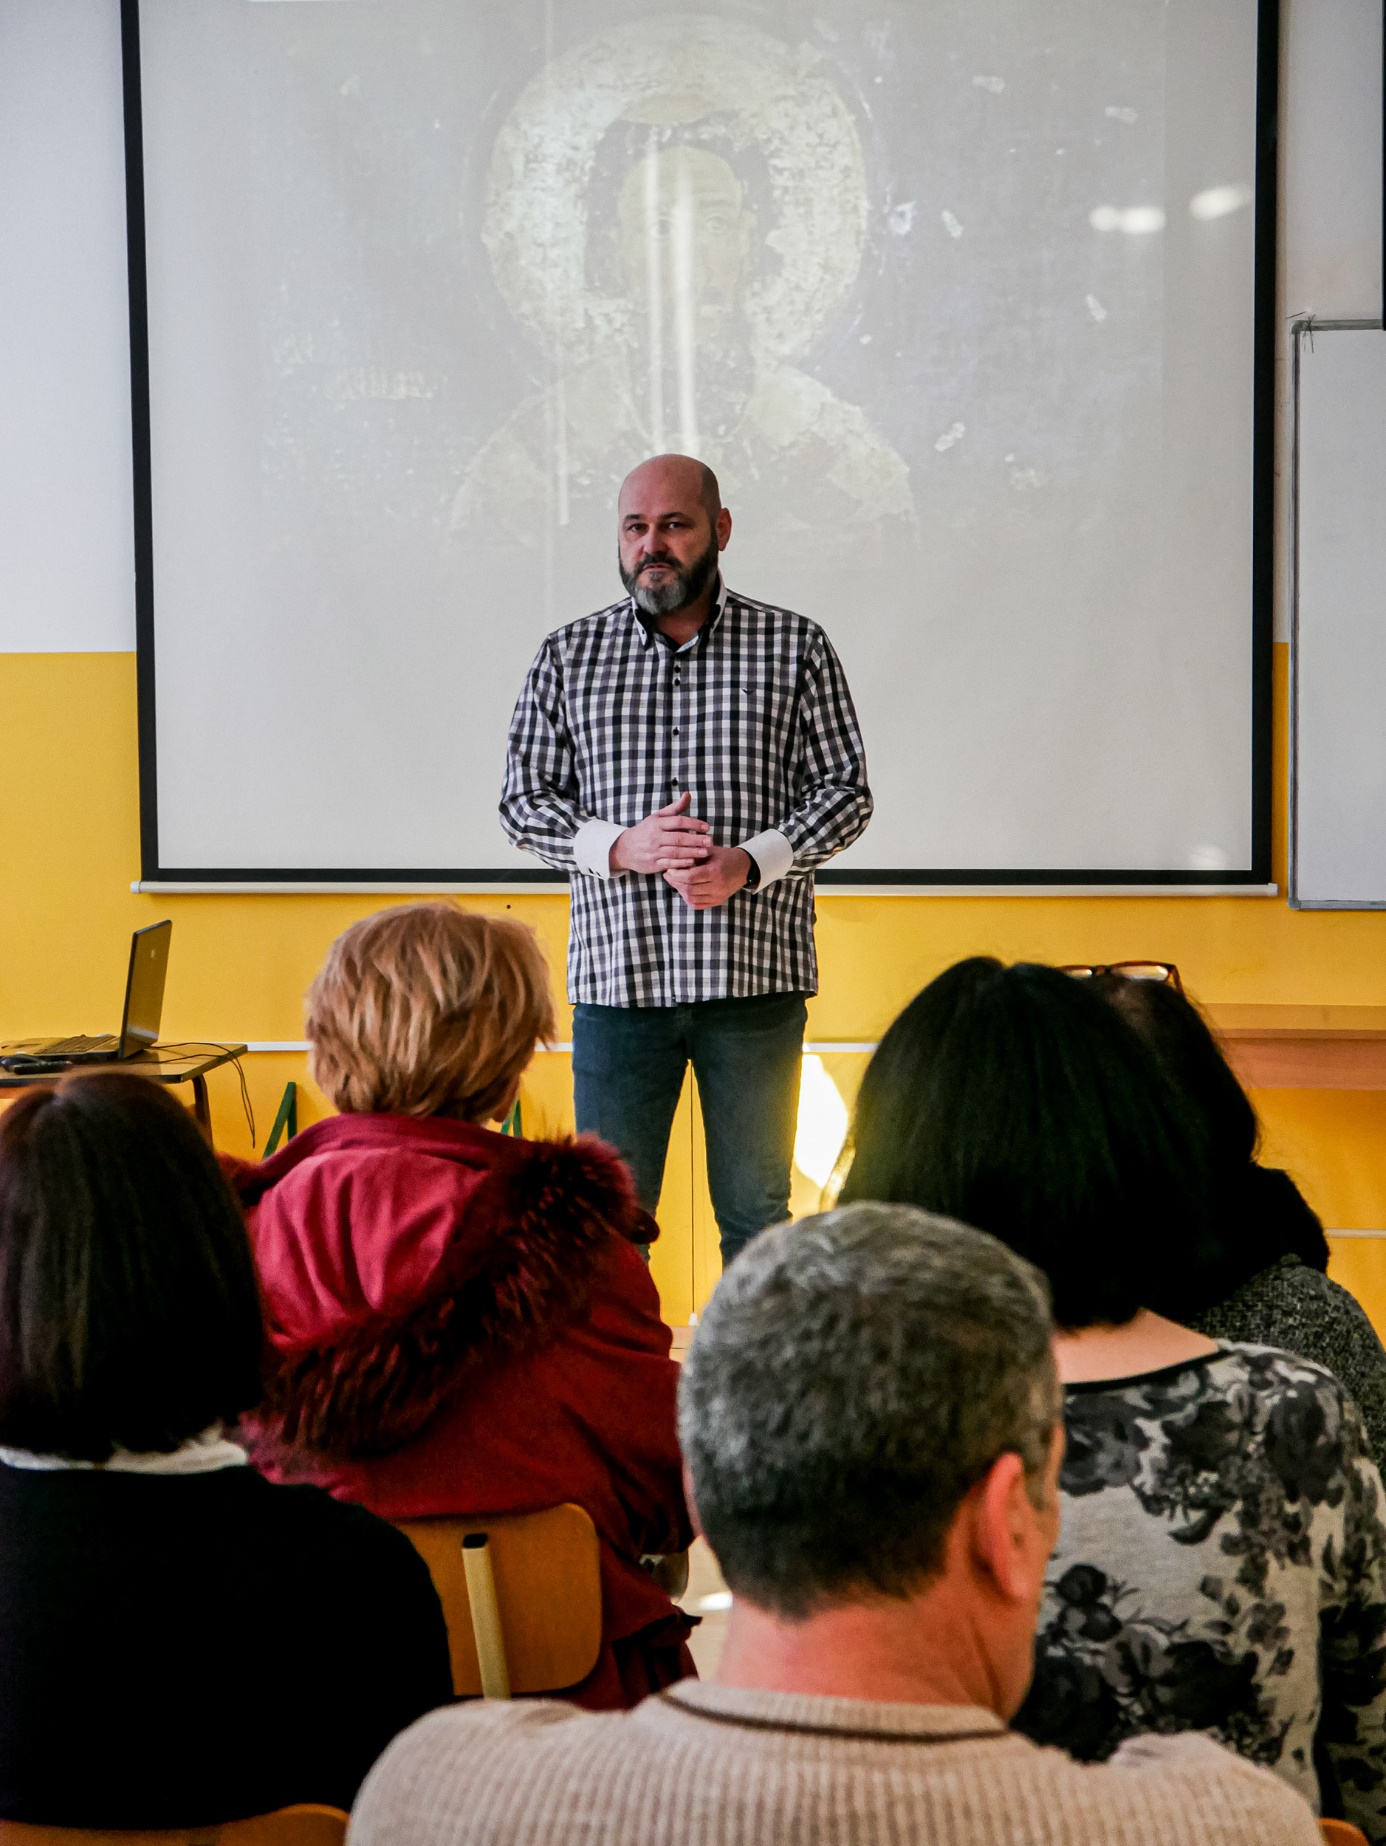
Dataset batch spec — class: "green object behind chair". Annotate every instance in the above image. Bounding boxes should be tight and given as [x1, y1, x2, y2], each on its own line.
[263, 1082, 298, 1157]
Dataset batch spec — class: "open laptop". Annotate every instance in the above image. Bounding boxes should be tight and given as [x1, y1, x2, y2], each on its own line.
[0, 921, 173, 1073]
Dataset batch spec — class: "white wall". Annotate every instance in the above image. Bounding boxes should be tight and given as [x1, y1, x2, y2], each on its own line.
[1275, 0, 1383, 642]
[1283, 0, 1383, 315]
[0, 0, 1378, 654]
[0, 0, 134, 650]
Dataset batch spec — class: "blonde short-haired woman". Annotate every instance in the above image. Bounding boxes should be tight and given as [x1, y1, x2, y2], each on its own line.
[226, 903, 695, 1709]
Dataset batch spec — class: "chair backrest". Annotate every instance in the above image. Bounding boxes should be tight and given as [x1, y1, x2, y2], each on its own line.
[396, 1502, 602, 1697]
[1321, 1822, 1370, 1846]
[0, 1803, 348, 1846]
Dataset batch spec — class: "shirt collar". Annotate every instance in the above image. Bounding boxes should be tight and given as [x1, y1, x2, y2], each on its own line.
[630, 575, 729, 651]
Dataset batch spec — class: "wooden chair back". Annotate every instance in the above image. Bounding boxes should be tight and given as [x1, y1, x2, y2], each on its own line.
[396, 1502, 602, 1698]
[0, 1804, 348, 1846]
[1321, 1822, 1370, 1846]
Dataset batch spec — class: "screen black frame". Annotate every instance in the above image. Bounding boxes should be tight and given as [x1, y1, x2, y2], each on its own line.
[121, 0, 1280, 889]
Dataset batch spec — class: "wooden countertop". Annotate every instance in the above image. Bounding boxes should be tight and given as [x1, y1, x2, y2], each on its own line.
[1204, 1006, 1386, 1089]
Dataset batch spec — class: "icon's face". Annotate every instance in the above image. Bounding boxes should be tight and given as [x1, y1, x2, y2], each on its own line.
[616, 146, 750, 337]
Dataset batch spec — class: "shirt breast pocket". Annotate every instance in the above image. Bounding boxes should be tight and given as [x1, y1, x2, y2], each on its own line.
[735, 686, 794, 775]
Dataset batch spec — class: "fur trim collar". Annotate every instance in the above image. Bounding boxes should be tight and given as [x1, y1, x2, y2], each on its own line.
[253, 1133, 648, 1461]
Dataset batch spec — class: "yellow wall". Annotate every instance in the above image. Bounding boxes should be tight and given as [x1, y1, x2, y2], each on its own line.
[5, 646, 1386, 1332]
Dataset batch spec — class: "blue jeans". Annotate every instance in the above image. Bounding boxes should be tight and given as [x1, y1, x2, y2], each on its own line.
[572, 992, 808, 1269]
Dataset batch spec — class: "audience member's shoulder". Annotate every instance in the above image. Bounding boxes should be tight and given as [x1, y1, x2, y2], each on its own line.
[1077, 1731, 1320, 1843]
[1275, 1255, 1383, 1333]
[244, 1472, 432, 1574]
[350, 1699, 1319, 1846]
[350, 1700, 611, 1845]
[491, 1131, 645, 1255]
[1206, 1340, 1374, 1451]
[489, 1135, 668, 1351]
[1214, 1336, 1356, 1399]
[505, 1130, 634, 1201]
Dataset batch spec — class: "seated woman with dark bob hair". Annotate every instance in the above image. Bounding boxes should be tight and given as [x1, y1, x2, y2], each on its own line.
[227, 902, 694, 1710]
[1087, 968, 1386, 1462]
[0, 1073, 451, 1829]
[840, 958, 1386, 1842]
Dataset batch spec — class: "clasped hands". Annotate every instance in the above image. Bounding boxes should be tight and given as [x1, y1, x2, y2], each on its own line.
[609, 794, 752, 910]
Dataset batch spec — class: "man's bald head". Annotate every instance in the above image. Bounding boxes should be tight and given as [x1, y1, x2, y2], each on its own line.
[619, 454, 722, 525]
[616, 453, 732, 622]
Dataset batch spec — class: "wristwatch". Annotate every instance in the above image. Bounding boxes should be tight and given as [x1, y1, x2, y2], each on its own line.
[741, 849, 761, 891]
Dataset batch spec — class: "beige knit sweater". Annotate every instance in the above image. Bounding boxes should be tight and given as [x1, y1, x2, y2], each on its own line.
[348, 1680, 1320, 1845]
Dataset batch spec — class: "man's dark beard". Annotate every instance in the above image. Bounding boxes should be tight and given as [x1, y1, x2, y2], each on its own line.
[620, 534, 720, 617]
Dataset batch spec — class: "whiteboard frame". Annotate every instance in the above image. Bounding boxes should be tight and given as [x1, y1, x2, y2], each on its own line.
[1289, 315, 1386, 910]
[121, 0, 1281, 893]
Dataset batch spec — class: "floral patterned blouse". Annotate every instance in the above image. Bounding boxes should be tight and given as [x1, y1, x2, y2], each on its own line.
[1015, 1345, 1386, 1844]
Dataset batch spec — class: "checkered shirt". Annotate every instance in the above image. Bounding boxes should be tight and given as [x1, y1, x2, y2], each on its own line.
[499, 585, 873, 1006]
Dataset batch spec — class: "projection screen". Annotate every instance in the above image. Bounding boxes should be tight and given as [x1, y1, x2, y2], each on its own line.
[125, 0, 1275, 884]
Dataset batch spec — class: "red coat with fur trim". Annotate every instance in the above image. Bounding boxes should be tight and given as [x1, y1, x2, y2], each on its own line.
[223, 1113, 695, 1710]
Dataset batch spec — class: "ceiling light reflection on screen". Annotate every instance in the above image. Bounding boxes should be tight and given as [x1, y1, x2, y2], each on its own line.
[1189, 183, 1254, 221]
[1089, 204, 1167, 235]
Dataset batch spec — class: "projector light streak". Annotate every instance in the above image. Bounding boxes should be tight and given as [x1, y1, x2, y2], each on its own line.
[670, 159, 701, 457]
[642, 136, 667, 452]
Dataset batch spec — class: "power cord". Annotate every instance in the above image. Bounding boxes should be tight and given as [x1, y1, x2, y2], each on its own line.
[148, 1043, 256, 1147]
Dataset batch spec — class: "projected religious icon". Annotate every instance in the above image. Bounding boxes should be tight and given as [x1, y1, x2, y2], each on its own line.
[453, 17, 915, 562]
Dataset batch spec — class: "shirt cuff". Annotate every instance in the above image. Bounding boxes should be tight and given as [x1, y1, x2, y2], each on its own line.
[739, 829, 795, 889]
[572, 819, 627, 879]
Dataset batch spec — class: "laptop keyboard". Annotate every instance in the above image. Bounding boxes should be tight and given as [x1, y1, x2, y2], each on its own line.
[39, 1035, 118, 1056]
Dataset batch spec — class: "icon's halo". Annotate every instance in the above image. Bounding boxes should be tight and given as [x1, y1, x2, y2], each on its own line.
[480, 16, 868, 366]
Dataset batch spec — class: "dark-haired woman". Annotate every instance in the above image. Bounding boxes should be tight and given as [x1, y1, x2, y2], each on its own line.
[841, 958, 1386, 1842]
[0, 1074, 451, 1829]
[1088, 970, 1386, 1462]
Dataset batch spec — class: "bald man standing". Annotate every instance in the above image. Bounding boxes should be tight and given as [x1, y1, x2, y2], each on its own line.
[500, 455, 872, 1269]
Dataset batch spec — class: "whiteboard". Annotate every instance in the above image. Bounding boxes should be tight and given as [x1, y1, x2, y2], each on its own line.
[126, 0, 1275, 885]
[1292, 322, 1386, 907]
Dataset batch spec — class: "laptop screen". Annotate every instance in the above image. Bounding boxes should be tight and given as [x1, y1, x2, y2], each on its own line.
[120, 921, 172, 1056]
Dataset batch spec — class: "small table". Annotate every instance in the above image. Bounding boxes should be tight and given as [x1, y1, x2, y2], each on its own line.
[0, 1044, 248, 1144]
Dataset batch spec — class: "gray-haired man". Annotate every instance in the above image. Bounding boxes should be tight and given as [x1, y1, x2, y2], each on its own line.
[351, 1205, 1318, 1846]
